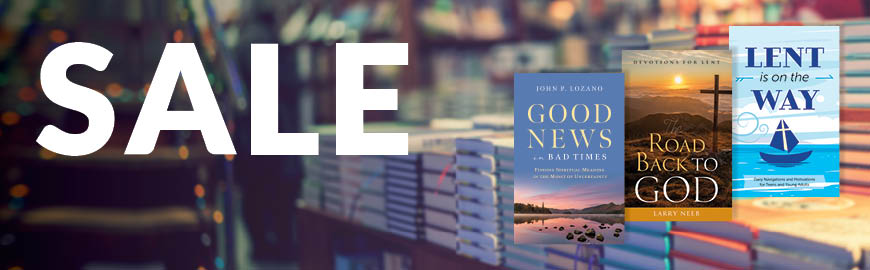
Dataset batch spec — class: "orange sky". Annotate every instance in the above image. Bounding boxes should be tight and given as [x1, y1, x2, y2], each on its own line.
[623, 50, 732, 92]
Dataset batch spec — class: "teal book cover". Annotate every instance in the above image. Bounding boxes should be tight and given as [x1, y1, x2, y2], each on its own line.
[730, 26, 840, 197]
[513, 73, 625, 244]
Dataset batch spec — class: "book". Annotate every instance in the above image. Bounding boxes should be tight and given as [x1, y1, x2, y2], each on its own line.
[843, 21, 870, 38]
[730, 26, 840, 197]
[621, 226, 670, 256]
[846, 53, 870, 60]
[843, 59, 870, 72]
[599, 222, 671, 269]
[670, 250, 742, 270]
[754, 245, 845, 270]
[601, 245, 669, 270]
[421, 151, 458, 250]
[844, 43, 870, 56]
[504, 256, 545, 270]
[668, 220, 756, 269]
[842, 165, 870, 187]
[695, 22, 802, 36]
[844, 76, 870, 88]
[669, 229, 752, 269]
[454, 135, 513, 266]
[471, 114, 514, 130]
[844, 93, 870, 107]
[843, 108, 870, 122]
[493, 138, 515, 261]
[513, 73, 625, 244]
[671, 221, 754, 244]
[605, 34, 650, 70]
[625, 221, 672, 235]
[545, 245, 602, 270]
[385, 128, 497, 241]
[695, 36, 728, 47]
[732, 193, 870, 268]
[341, 155, 387, 230]
[622, 50, 733, 221]
[649, 28, 696, 44]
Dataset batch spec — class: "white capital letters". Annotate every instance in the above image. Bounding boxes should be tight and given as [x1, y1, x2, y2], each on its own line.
[37, 42, 115, 156]
[695, 177, 718, 203]
[636, 176, 659, 203]
[250, 44, 317, 155]
[335, 43, 408, 155]
[126, 43, 235, 155]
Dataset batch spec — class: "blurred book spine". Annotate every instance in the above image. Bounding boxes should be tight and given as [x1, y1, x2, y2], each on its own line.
[604, 34, 649, 71]
[454, 135, 513, 266]
[601, 222, 671, 270]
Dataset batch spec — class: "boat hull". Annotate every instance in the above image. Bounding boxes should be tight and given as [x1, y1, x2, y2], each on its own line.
[759, 151, 812, 164]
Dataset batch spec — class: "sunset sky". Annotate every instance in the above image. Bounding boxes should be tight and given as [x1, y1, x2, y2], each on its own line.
[623, 50, 733, 92]
[514, 178, 624, 210]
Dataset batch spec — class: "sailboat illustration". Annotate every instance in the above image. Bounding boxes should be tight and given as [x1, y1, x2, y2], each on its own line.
[759, 120, 812, 163]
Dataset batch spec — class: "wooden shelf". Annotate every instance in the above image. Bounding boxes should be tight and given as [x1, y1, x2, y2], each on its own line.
[297, 208, 503, 270]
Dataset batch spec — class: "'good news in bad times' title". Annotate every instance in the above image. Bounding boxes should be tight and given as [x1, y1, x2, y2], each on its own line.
[527, 84, 612, 162]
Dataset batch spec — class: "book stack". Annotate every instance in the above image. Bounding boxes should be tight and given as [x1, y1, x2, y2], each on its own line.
[495, 131, 547, 270]
[384, 150, 426, 240]
[603, 34, 649, 70]
[397, 89, 514, 123]
[843, 123, 870, 187]
[843, 185, 870, 270]
[731, 190, 870, 269]
[493, 138, 517, 267]
[839, 19, 870, 188]
[503, 244, 547, 270]
[306, 123, 419, 219]
[694, 22, 802, 50]
[423, 116, 497, 247]
[422, 151, 458, 250]
[299, 155, 323, 210]
[471, 114, 514, 131]
[341, 155, 388, 231]
[454, 135, 512, 266]
[319, 134, 345, 216]
[669, 221, 754, 269]
[647, 28, 695, 50]
[544, 245, 603, 270]
[386, 129, 496, 241]
[694, 24, 729, 50]
[841, 20, 870, 109]
[601, 222, 672, 270]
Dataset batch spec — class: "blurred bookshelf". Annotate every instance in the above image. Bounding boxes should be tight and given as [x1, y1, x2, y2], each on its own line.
[296, 208, 502, 270]
[292, 0, 870, 269]
[0, 0, 243, 269]
[1, 0, 870, 269]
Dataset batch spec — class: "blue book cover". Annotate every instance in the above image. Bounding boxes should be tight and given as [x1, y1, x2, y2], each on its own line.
[730, 26, 840, 197]
[513, 73, 625, 244]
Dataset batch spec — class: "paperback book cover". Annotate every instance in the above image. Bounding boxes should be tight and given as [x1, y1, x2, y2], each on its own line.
[622, 50, 733, 221]
[513, 73, 625, 244]
[730, 26, 840, 197]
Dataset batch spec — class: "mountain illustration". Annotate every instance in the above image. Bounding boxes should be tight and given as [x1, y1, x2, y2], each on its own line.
[549, 202, 625, 214]
[626, 96, 718, 122]
[625, 113, 710, 139]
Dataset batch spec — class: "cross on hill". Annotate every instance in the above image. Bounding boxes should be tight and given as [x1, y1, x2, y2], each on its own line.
[699, 74, 732, 153]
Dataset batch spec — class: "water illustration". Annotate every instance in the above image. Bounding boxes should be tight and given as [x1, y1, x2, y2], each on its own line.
[513, 214, 624, 244]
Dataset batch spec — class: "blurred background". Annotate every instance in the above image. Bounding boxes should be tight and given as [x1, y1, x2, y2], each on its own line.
[1, 0, 870, 269]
